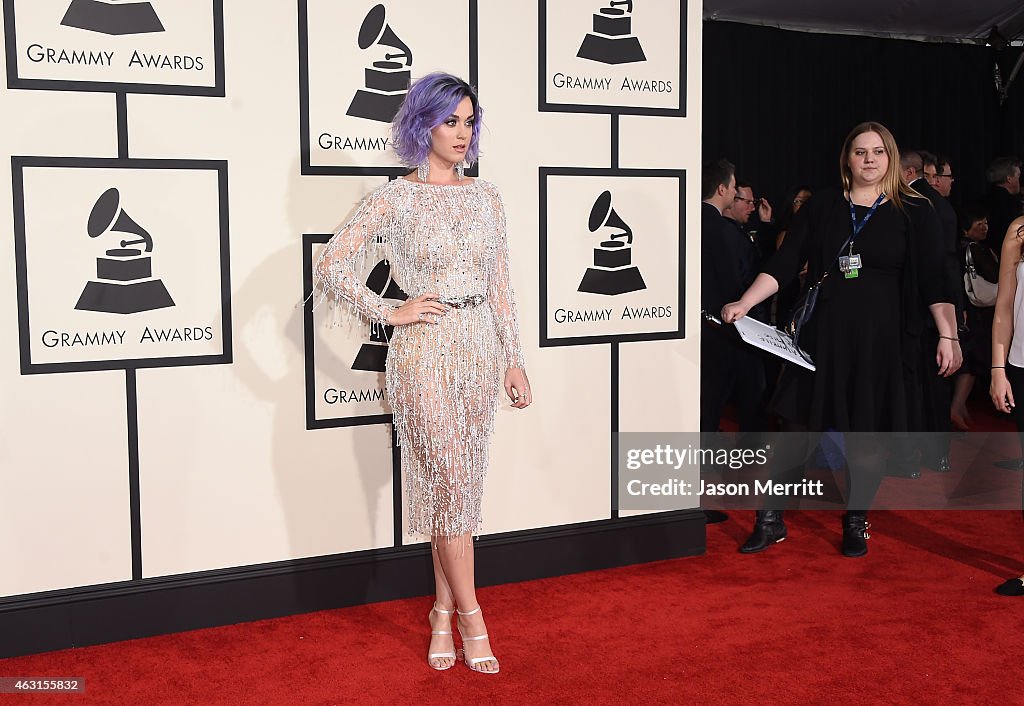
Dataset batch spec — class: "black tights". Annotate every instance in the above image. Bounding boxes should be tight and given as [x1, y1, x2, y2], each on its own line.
[764, 422, 886, 513]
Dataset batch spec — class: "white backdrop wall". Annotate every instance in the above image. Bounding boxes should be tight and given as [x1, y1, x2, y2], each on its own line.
[0, 0, 701, 601]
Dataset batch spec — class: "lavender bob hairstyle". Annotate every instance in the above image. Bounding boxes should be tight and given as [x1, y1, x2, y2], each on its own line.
[391, 72, 483, 167]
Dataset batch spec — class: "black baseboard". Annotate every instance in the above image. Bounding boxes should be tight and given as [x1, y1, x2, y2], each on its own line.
[0, 509, 704, 659]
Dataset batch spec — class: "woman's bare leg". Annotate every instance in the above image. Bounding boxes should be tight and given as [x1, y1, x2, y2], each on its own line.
[950, 373, 975, 431]
[434, 533, 498, 672]
[427, 544, 457, 669]
[432, 544, 456, 607]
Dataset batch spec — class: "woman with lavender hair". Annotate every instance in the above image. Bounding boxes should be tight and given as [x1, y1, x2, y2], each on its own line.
[314, 72, 530, 673]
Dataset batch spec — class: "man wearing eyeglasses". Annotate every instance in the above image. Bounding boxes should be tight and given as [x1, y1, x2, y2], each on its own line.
[727, 184, 773, 232]
[725, 183, 773, 322]
[932, 155, 955, 199]
[727, 185, 756, 225]
[923, 153, 954, 197]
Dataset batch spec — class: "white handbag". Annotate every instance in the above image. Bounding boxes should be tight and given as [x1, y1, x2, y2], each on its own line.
[964, 245, 998, 307]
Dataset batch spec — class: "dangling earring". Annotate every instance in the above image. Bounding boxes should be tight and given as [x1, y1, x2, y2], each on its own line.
[417, 161, 429, 183]
[455, 161, 465, 181]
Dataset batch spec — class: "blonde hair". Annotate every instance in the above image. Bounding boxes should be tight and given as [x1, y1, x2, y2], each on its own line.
[839, 121, 920, 210]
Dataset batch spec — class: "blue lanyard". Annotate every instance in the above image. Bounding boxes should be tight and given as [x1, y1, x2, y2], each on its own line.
[848, 193, 886, 244]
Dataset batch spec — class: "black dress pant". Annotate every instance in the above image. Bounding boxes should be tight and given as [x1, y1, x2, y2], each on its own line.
[700, 331, 766, 433]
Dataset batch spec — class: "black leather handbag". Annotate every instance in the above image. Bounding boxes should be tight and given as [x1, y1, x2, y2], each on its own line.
[783, 233, 855, 354]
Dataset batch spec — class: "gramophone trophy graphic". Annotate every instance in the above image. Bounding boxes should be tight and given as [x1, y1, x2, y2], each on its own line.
[576, 0, 647, 65]
[75, 187, 176, 315]
[60, 0, 165, 36]
[577, 190, 646, 295]
[346, 4, 414, 123]
[351, 259, 408, 371]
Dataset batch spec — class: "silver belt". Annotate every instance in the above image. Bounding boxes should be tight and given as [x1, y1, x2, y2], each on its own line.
[432, 294, 486, 309]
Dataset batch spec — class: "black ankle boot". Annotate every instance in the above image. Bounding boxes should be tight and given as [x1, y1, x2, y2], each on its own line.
[739, 510, 787, 553]
[841, 512, 870, 557]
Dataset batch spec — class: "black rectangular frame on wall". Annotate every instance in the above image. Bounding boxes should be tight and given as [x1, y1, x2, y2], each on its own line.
[538, 166, 687, 348]
[3, 0, 226, 96]
[11, 156, 233, 375]
[301, 232, 394, 430]
[537, 0, 686, 116]
[297, 0, 480, 177]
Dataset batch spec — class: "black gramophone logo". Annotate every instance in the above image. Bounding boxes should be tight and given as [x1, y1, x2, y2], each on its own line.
[351, 259, 408, 371]
[578, 190, 646, 295]
[577, 0, 646, 65]
[346, 4, 414, 123]
[60, 0, 165, 36]
[75, 188, 175, 315]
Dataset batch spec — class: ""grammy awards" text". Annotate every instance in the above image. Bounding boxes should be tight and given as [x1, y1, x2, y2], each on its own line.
[41, 326, 214, 348]
[26, 44, 204, 71]
[551, 72, 672, 93]
[554, 305, 672, 324]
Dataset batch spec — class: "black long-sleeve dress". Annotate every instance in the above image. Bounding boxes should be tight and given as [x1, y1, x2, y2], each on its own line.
[763, 187, 953, 432]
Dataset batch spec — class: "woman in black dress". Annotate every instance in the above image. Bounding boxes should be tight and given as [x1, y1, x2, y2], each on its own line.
[721, 121, 961, 556]
[772, 185, 813, 326]
[950, 205, 995, 430]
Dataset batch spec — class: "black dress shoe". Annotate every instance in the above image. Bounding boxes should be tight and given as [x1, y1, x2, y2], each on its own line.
[739, 510, 787, 553]
[841, 512, 870, 557]
[934, 455, 951, 473]
[995, 578, 1024, 596]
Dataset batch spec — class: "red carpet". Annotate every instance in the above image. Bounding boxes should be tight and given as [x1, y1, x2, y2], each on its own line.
[4, 393, 1022, 704]
[1, 509, 1022, 705]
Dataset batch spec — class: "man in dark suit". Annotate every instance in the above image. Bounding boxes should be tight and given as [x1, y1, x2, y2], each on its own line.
[981, 157, 1023, 252]
[700, 160, 765, 433]
[900, 150, 961, 473]
[909, 152, 960, 306]
[726, 182, 774, 323]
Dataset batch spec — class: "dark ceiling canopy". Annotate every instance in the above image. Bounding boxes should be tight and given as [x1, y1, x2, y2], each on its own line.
[703, 0, 1024, 44]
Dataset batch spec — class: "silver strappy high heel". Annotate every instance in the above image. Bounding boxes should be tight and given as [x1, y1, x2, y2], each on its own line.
[456, 606, 499, 674]
[427, 604, 457, 670]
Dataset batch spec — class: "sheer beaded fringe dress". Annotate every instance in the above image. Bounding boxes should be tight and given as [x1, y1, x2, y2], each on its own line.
[313, 178, 525, 542]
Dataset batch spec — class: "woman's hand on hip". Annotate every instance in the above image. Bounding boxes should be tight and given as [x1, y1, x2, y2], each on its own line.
[387, 293, 448, 326]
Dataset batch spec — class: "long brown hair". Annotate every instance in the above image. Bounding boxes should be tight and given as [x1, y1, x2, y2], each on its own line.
[839, 121, 919, 210]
